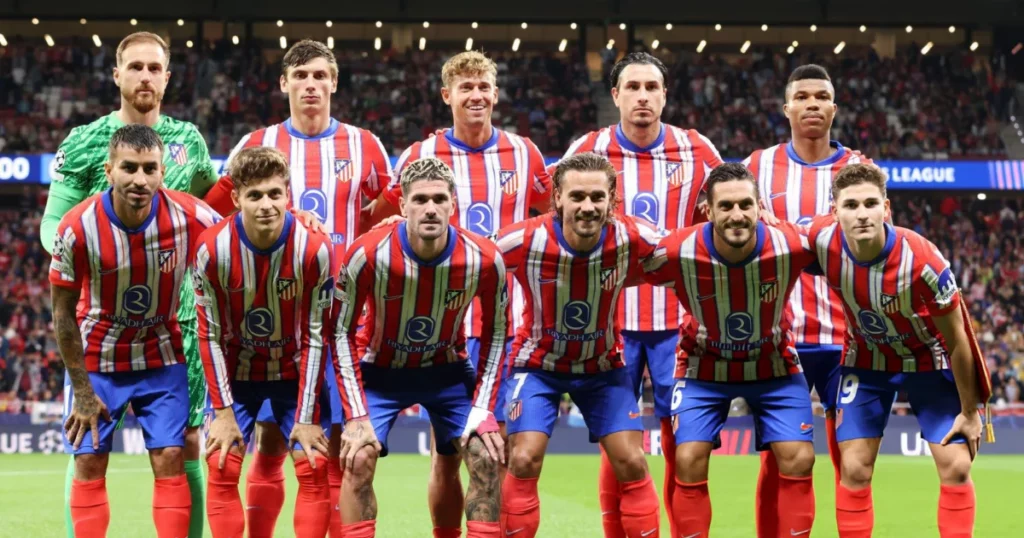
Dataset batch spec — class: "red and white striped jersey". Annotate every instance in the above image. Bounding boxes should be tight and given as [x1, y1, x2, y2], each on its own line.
[193, 213, 334, 424]
[807, 216, 961, 373]
[562, 124, 724, 332]
[49, 189, 221, 373]
[495, 213, 660, 374]
[333, 222, 508, 420]
[642, 222, 817, 382]
[744, 141, 872, 346]
[383, 128, 551, 338]
[226, 118, 393, 257]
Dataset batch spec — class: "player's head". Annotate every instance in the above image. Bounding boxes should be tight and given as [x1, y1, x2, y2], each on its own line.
[441, 51, 498, 130]
[114, 32, 171, 114]
[610, 52, 668, 129]
[229, 147, 292, 236]
[784, 64, 837, 140]
[400, 158, 456, 242]
[552, 152, 618, 239]
[104, 124, 165, 211]
[280, 39, 338, 116]
[706, 163, 759, 250]
[832, 163, 890, 243]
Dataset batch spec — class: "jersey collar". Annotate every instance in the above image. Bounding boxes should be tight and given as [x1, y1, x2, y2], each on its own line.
[552, 216, 608, 257]
[235, 212, 293, 255]
[283, 118, 340, 140]
[703, 221, 766, 268]
[840, 222, 896, 267]
[785, 140, 846, 166]
[398, 221, 457, 267]
[109, 111, 166, 131]
[614, 123, 665, 153]
[443, 127, 500, 153]
[102, 188, 160, 234]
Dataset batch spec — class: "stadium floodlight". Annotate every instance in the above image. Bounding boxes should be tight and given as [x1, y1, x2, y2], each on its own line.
[606, 39, 615, 50]
[787, 45, 794, 54]
[921, 41, 934, 55]
[522, 23, 529, 30]
[860, 25, 867, 32]
[92, 35, 101, 47]
[423, 21, 430, 29]
[834, 41, 846, 54]
[714, 24, 722, 31]
[279, 36, 287, 49]
[465, 37, 473, 51]
[570, 22, 577, 30]
[761, 24, 768, 32]
[666, 23, 673, 30]
[130, 19, 138, 26]
[327, 36, 334, 49]
[179, 19, 186, 27]
[977, 193, 987, 200]
[740, 40, 751, 53]
[231, 35, 239, 45]
[276, 20, 283, 27]
[186, 40, 194, 48]
[792, 40, 799, 47]
[80, 18, 87, 25]
[32, 18, 39, 25]
[326, 21, 333, 28]
[651, 39, 660, 50]
[810, 24, 817, 32]
[619, 23, 626, 30]
[905, 25, 913, 33]
[376, 21, 383, 28]
[0, 34, 6, 47]
[512, 38, 521, 51]
[378, 37, 385, 51]
[697, 39, 707, 53]
[418, 37, 425, 50]
[1013, 42, 1023, 55]
[970, 41, 979, 51]
[472, 22, 479, 29]
[949, 26, 956, 33]
[44, 34, 54, 47]
[558, 39, 567, 52]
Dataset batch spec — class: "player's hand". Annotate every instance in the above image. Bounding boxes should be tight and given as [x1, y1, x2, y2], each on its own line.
[460, 406, 504, 464]
[206, 409, 245, 469]
[291, 208, 328, 234]
[64, 392, 110, 451]
[427, 129, 445, 139]
[759, 199, 781, 226]
[942, 410, 983, 460]
[339, 418, 382, 471]
[290, 423, 330, 468]
[370, 215, 406, 231]
[696, 200, 709, 220]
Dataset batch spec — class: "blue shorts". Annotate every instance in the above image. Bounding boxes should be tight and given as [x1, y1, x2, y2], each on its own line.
[797, 344, 842, 411]
[504, 367, 642, 439]
[671, 373, 814, 451]
[623, 330, 679, 418]
[835, 367, 966, 445]
[259, 349, 343, 427]
[365, 362, 474, 457]
[208, 380, 332, 450]
[422, 338, 512, 423]
[63, 364, 189, 455]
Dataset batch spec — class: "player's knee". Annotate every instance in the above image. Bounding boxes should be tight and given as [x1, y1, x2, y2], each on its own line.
[674, 443, 711, 482]
[150, 446, 185, 477]
[183, 427, 201, 460]
[347, 446, 378, 485]
[840, 452, 875, 487]
[465, 439, 499, 485]
[74, 453, 108, 480]
[936, 453, 972, 485]
[507, 445, 543, 478]
[607, 447, 649, 482]
[431, 453, 463, 481]
[775, 442, 815, 477]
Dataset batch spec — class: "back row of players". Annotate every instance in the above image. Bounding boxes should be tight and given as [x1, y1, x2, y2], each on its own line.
[42, 32, 991, 538]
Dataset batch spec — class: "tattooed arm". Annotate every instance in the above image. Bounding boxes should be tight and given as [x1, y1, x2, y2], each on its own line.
[52, 284, 110, 450]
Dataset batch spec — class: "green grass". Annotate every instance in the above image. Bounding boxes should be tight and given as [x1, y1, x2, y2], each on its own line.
[1, 453, 1019, 537]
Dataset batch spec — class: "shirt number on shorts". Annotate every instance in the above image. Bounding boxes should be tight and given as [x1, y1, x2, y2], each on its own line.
[511, 373, 529, 400]
[670, 380, 685, 411]
[839, 373, 860, 405]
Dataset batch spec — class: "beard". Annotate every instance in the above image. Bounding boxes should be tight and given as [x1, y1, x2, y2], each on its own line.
[715, 222, 754, 249]
[123, 86, 162, 114]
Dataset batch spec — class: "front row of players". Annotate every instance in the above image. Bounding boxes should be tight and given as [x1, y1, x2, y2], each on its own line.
[52, 124, 987, 538]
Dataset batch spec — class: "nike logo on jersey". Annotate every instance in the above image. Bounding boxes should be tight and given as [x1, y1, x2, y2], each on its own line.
[641, 529, 657, 536]
[790, 529, 811, 536]
[538, 278, 559, 284]
[506, 528, 525, 535]
[98, 267, 120, 275]
[697, 293, 716, 302]
[770, 192, 787, 199]
[384, 294, 404, 301]
[683, 533, 702, 538]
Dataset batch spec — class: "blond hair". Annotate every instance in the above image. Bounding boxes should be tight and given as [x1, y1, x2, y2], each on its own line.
[116, 32, 170, 67]
[400, 158, 456, 196]
[229, 147, 291, 190]
[441, 51, 497, 88]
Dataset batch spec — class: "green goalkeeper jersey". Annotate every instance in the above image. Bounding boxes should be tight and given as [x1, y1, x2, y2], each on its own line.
[41, 112, 219, 323]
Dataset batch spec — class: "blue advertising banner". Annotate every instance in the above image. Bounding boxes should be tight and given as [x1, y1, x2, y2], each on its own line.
[2, 153, 1024, 191]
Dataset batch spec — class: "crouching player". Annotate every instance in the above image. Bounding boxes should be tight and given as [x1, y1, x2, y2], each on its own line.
[642, 163, 821, 536]
[806, 164, 990, 537]
[193, 147, 336, 538]
[333, 158, 509, 538]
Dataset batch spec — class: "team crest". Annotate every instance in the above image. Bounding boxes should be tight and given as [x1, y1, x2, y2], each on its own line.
[601, 267, 619, 291]
[277, 278, 297, 301]
[665, 162, 684, 186]
[334, 159, 353, 183]
[158, 249, 177, 273]
[506, 399, 523, 422]
[168, 143, 188, 166]
[881, 293, 900, 314]
[499, 170, 519, 195]
[759, 280, 778, 303]
[445, 289, 467, 310]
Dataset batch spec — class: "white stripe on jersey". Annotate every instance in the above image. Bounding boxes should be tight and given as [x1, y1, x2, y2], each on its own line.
[335, 245, 369, 418]
[196, 241, 234, 406]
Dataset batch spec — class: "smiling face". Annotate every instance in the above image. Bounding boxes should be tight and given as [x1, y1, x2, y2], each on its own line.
[232, 174, 290, 238]
[707, 178, 760, 250]
[555, 170, 614, 240]
[784, 78, 837, 140]
[441, 71, 497, 130]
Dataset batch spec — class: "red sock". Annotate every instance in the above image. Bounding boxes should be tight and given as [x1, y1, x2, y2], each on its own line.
[340, 520, 376, 537]
[466, 521, 500, 538]
[755, 450, 780, 538]
[938, 483, 975, 538]
[206, 451, 245, 538]
[836, 484, 873, 538]
[327, 457, 344, 538]
[294, 457, 331, 538]
[620, 475, 660, 538]
[778, 474, 815, 537]
[434, 528, 462, 538]
[245, 452, 287, 538]
[672, 479, 710, 537]
[826, 415, 842, 487]
[598, 447, 626, 538]
[659, 418, 676, 538]
[500, 474, 540, 538]
[152, 474, 192, 538]
[70, 477, 110, 538]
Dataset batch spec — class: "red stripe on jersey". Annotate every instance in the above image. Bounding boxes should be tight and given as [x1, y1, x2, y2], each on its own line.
[746, 142, 872, 346]
[808, 217, 959, 373]
[564, 124, 724, 332]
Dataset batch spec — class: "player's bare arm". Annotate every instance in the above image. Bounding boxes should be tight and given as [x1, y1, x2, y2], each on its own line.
[934, 306, 984, 458]
[206, 407, 245, 469]
[52, 284, 110, 451]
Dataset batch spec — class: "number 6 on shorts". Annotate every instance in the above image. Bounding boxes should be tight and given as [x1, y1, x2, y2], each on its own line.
[670, 380, 685, 411]
[839, 373, 860, 405]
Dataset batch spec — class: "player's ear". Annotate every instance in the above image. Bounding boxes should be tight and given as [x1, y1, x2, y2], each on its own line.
[230, 188, 241, 211]
[104, 161, 114, 185]
[112, 66, 121, 88]
[279, 74, 288, 94]
[398, 195, 407, 217]
[440, 86, 452, 106]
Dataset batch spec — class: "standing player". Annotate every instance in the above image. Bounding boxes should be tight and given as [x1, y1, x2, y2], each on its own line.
[806, 164, 989, 538]
[643, 163, 819, 537]
[495, 153, 661, 538]
[559, 52, 723, 536]
[743, 64, 873, 537]
[202, 39, 394, 537]
[50, 125, 220, 538]
[40, 32, 218, 538]
[368, 50, 551, 538]
[194, 147, 335, 538]
[332, 158, 508, 538]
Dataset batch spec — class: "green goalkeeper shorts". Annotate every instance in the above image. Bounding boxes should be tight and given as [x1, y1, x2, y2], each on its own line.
[181, 319, 207, 429]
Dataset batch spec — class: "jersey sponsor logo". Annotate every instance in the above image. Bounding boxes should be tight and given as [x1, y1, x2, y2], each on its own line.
[665, 162, 685, 186]
[857, 309, 888, 335]
[500, 170, 519, 195]
[759, 280, 778, 303]
[277, 278, 297, 301]
[299, 189, 328, 223]
[601, 266, 618, 291]
[466, 202, 494, 235]
[632, 192, 659, 224]
[404, 316, 435, 343]
[245, 308, 275, 338]
[122, 285, 153, 315]
[329, 233, 345, 245]
[334, 159, 353, 182]
[724, 312, 754, 341]
[445, 288, 467, 310]
[880, 293, 901, 314]
[158, 249, 177, 273]
[561, 300, 592, 331]
[168, 143, 189, 166]
[318, 277, 335, 309]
